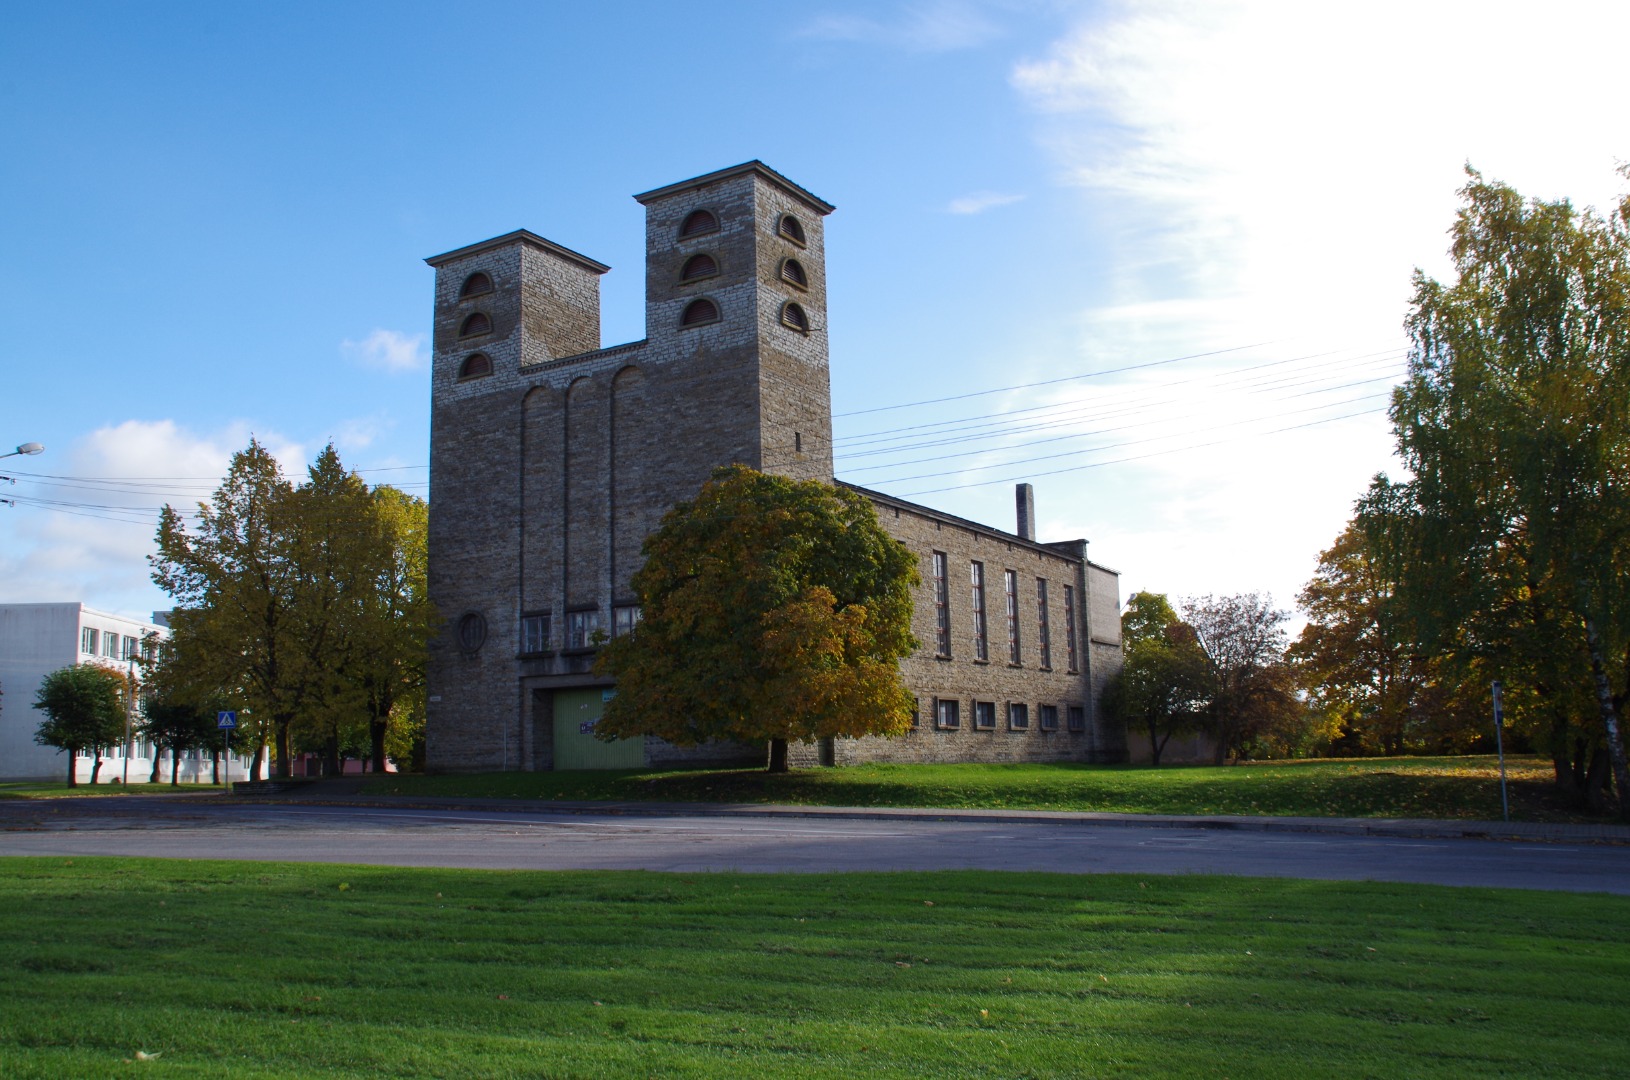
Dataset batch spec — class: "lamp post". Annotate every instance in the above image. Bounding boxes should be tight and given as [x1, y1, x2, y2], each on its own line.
[0, 442, 44, 460]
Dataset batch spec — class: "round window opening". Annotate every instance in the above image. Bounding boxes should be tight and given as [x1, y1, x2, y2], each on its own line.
[457, 611, 488, 652]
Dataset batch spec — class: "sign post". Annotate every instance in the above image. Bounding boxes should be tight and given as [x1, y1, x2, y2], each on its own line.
[1491, 681, 1508, 822]
[216, 711, 238, 794]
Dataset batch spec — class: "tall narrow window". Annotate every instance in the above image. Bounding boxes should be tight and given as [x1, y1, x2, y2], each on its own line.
[1063, 584, 1079, 671]
[613, 605, 642, 637]
[1036, 579, 1052, 670]
[974, 701, 996, 730]
[1067, 705, 1086, 732]
[1005, 569, 1020, 664]
[104, 633, 120, 659]
[932, 551, 951, 657]
[566, 610, 601, 649]
[81, 627, 97, 655]
[1039, 704, 1059, 731]
[520, 612, 551, 655]
[1008, 703, 1029, 730]
[970, 561, 988, 661]
[935, 698, 960, 729]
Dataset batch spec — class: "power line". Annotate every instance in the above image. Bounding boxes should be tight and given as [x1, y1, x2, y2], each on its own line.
[831, 341, 1277, 418]
[896, 405, 1390, 497]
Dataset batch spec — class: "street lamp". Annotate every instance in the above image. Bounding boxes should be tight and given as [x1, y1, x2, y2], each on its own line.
[0, 442, 44, 460]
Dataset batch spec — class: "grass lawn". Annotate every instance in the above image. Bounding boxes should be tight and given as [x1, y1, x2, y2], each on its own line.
[0, 781, 224, 799]
[2, 858, 1625, 1078]
[362, 755, 1598, 823]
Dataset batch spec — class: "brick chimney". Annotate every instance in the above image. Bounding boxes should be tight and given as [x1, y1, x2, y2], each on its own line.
[1015, 483, 1035, 541]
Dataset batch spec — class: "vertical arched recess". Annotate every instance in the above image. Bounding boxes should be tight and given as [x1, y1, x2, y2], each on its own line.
[520, 384, 564, 621]
[611, 365, 651, 600]
[564, 375, 609, 612]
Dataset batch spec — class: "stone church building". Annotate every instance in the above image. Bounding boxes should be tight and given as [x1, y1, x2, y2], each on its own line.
[424, 161, 1125, 771]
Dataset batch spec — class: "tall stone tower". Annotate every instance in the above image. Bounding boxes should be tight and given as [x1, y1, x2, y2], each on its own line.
[424, 162, 836, 772]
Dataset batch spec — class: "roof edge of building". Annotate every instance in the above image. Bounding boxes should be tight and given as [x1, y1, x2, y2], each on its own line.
[837, 480, 1094, 564]
[634, 160, 836, 215]
[424, 229, 611, 274]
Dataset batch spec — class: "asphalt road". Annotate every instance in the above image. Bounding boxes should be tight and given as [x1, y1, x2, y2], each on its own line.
[3, 795, 1628, 894]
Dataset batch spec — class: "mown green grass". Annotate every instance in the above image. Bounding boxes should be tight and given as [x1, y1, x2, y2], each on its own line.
[364, 755, 1591, 822]
[0, 781, 225, 799]
[1, 858, 1624, 1078]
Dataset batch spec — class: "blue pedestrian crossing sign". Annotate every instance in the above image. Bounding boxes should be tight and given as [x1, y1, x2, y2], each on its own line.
[216, 711, 238, 730]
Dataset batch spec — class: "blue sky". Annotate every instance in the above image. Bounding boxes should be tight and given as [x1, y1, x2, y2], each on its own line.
[2, 0, 1626, 625]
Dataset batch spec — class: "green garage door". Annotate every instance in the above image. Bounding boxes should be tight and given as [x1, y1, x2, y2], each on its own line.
[552, 688, 644, 770]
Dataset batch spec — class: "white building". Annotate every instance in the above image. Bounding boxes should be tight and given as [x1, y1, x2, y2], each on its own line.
[0, 602, 256, 783]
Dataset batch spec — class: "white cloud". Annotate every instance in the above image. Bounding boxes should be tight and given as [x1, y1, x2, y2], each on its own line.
[995, 0, 1630, 614]
[799, 2, 1003, 51]
[0, 420, 305, 620]
[946, 190, 1026, 214]
[342, 328, 427, 374]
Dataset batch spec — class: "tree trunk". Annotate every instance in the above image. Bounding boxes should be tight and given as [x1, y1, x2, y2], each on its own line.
[90, 749, 103, 785]
[171, 746, 181, 786]
[371, 717, 389, 774]
[276, 719, 293, 779]
[249, 741, 265, 783]
[324, 734, 341, 779]
[767, 738, 789, 773]
[66, 751, 77, 788]
[1581, 615, 1630, 822]
[1584, 746, 1610, 814]
[1549, 710, 1574, 790]
[211, 749, 220, 785]
[149, 752, 161, 784]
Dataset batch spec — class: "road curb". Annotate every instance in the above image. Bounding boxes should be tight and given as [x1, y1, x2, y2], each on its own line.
[221, 791, 1630, 845]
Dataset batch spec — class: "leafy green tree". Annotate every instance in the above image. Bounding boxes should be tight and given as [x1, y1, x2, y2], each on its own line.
[1293, 482, 1446, 754]
[1391, 168, 1630, 815]
[1107, 623, 1212, 766]
[33, 664, 127, 786]
[138, 696, 219, 785]
[153, 438, 301, 776]
[1183, 593, 1296, 764]
[1121, 591, 1180, 650]
[152, 440, 436, 779]
[595, 465, 919, 772]
[351, 485, 435, 773]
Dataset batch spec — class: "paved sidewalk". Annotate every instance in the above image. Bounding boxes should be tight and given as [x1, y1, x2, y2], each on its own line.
[238, 781, 1630, 845]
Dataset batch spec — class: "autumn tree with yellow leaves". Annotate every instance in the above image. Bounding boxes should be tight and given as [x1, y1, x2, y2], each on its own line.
[594, 466, 919, 772]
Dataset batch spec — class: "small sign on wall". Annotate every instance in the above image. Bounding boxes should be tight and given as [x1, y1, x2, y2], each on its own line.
[579, 719, 598, 735]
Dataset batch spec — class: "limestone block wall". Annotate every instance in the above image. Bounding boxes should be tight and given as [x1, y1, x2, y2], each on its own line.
[802, 487, 1126, 766]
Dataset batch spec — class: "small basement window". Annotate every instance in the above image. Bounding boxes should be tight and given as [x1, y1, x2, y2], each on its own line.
[780, 258, 808, 288]
[681, 298, 720, 327]
[778, 214, 806, 245]
[459, 312, 491, 337]
[679, 209, 719, 238]
[459, 272, 493, 299]
[780, 302, 809, 332]
[458, 353, 492, 380]
[680, 253, 718, 282]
